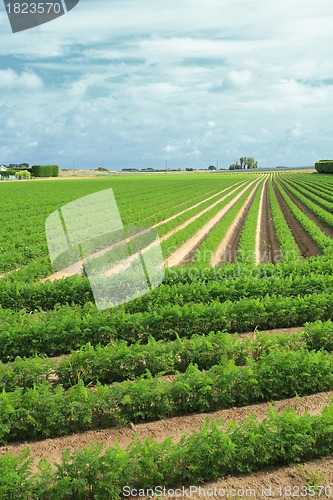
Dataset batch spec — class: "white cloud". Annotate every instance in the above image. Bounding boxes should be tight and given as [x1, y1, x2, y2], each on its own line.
[224, 70, 253, 89]
[0, 69, 43, 90]
[0, 0, 333, 168]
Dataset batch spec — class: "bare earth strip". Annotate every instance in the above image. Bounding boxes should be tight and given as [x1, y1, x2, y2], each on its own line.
[41, 180, 248, 282]
[0, 391, 332, 473]
[138, 186, 225, 225]
[153, 458, 333, 499]
[273, 180, 321, 258]
[279, 181, 333, 239]
[166, 178, 262, 267]
[258, 178, 280, 263]
[255, 178, 267, 264]
[152, 180, 245, 229]
[210, 179, 261, 266]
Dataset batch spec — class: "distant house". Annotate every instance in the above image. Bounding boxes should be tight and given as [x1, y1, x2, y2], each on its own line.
[0, 165, 7, 172]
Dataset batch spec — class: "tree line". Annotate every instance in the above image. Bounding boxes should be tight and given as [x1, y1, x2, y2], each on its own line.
[229, 157, 258, 170]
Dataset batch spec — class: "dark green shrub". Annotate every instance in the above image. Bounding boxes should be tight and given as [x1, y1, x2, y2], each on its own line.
[31, 165, 59, 177]
[315, 160, 333, 173]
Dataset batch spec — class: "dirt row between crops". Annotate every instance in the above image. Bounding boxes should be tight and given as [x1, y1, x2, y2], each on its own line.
[166, 177, 263, 267]
[272, 179, 321, 258]
[1, 390, 332, 474]
[258, 179, 281, 263]
[143, 457, 333, 499]
[154, 181, 245, 230]
[255, 178, 266, 264]
[280, 180, 333, 239]
[138, 185, 227, 226]
[42, 180, 248, 282]
[210, 180, 261, 266]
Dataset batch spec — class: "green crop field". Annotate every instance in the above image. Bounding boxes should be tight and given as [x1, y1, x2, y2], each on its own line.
[1, 170, 333, 498]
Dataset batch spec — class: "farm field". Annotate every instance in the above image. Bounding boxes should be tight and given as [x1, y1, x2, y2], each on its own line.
[1, 170, 333, 498]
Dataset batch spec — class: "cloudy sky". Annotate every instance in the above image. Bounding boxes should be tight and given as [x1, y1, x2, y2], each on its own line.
[0, 0, 333, 170]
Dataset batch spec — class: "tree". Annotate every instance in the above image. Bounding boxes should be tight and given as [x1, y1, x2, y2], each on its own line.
[15, 170, 30, 179]
[229, 162, 241, 170]
[208, 165, 217, 170]
[245, 157, 258, 169]
[239, 157, 246, 169]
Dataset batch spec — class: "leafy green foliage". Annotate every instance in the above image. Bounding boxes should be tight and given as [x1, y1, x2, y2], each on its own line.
[315, 160, 333, 173]
[1, 348, 333, 444]
[268, 180, 299, 261]
[1, 403, 333, 498]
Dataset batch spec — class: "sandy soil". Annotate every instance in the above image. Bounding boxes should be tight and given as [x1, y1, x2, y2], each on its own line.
[1, 390, 332, 473]
[273, 180, 321, 258]
[41, 181, 248, 282]
[153, 181, 244, 229]
[151, 458, 333, 499]
[258, 179, 281, 263]
[255, 179, 267, 265]
[210, 180, 261, 266]
[160, 181, 249, 244]
[166, 178, 261, 267]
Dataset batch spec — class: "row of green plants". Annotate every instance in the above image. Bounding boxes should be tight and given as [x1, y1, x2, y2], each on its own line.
[2, 402, 333, 499]
[274, 180, 333, 253]
[1, 319, 332, 392]
[0, 175, 247, 274]
[165, 254, 333, 281]
[236, 178, 264, 264]
[288, 175, 333, 207]
[2, 257, 54, 284]
[4, 257, 333, 312]
[268, 180, 299, 261]
[117, 177, 241, 231]
[281, 178, 333, 230]
[4, 251, 333, 311]
[193, 179, 262, 266]
[2, 290, 333, 361]
[140, 181, 233, 227]
[156, 179, 248, 237]
[123, 272, 333, 313]
[160, 179, 254, 257]
[1, 348, 333, 444]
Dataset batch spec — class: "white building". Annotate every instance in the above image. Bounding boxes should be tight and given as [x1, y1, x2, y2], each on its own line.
[0, 165, 7, 172]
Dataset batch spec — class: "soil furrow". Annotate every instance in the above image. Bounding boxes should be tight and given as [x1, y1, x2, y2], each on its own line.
[152, 457, 333, 499]
[153, 181, 245, 229]
[166, 178, 262, 267]
[41, 181, 248, 282]
[280, 181, 333, 238]
[273, 180, 321, 258]
[259, 179, 280, 263]
[286, 180, 333, 215]
[255, 178, 267, 264]
[210, 180, 261, 266]
[1, 390, 332, 472]
[160, 180, 249, 243]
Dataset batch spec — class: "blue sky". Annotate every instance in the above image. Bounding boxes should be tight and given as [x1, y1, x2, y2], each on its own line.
[0, 0, 333, 170]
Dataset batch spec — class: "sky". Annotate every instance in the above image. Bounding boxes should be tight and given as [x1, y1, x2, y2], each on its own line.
[0, 0, 333, 170]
